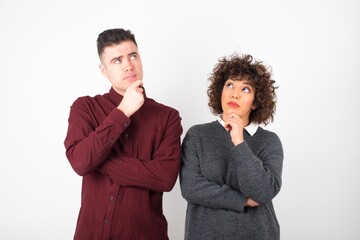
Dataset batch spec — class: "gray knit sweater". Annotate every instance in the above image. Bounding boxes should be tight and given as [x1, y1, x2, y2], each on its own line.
[180, 121, 283, 240]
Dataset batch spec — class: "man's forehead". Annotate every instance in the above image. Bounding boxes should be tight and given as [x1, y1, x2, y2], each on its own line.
[103, 41, 138, 56]
[102, 41, 138, 58]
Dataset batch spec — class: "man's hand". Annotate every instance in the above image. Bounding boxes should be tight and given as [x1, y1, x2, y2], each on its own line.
[224, 113, 245, 146]
[117, 80, 144, 117]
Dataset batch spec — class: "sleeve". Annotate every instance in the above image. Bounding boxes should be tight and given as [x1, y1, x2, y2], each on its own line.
[64, 98, 130, 176]
[228, 132, 284, 204]
[179, 127, 247, 212]
[97, 109, 183, 192]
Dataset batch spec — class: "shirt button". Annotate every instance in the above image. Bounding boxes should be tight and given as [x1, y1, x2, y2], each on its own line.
[124, 134, 129, 138]
[110, 196, 113, 201]
[124, 123, 128, 127]
[104, 219, 110, 224]
[110, 139, 114, 143]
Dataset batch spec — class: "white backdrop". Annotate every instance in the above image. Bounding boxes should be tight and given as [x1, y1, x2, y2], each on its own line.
[1, 0, 359, 239]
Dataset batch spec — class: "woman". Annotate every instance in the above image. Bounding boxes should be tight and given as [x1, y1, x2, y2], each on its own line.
[180, 53, 284, 240]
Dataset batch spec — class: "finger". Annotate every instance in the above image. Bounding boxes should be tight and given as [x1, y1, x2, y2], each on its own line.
[227, 113, 240, 119]
[129, 79, 143, 89]
[136, 87, 144, 93]
[224, 123, 232, 132]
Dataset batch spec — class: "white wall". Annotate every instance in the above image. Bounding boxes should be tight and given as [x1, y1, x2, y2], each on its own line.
[1, 0, 359, 239]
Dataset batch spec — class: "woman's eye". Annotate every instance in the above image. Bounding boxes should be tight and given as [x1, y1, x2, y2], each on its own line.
[243, 87, 250, 93]
[226, 82, 233, 88]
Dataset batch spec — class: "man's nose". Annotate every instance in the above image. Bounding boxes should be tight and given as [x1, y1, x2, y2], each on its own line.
[123, 60, 133, 72]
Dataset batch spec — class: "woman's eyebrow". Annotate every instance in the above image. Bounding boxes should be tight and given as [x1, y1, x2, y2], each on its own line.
[241, 80, 253, 85]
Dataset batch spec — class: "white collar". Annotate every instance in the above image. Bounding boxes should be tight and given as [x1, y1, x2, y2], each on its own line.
[217, 115, 259, 136]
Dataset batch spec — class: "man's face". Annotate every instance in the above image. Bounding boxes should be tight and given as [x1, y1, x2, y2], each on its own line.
[99, 41, 143, 95]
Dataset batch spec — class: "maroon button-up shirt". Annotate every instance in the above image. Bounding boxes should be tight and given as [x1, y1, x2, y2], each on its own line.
[64, 88, 182, 240]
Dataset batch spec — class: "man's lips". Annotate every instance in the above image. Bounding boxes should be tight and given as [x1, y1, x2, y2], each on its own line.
[124, 74, 137, 81]
[227, 101, 239, 108]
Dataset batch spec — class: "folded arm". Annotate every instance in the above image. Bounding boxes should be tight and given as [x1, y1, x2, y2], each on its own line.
[98, 110, 183, 192]
[64, 98, 130, 176]
[180, 129, 247, 212]
[229, 133, 284, 205]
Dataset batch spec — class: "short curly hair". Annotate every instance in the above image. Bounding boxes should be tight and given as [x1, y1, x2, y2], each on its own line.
[207, 53, 278, 125]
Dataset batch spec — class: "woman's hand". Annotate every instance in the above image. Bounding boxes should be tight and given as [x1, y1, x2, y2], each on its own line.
[224, 113, 245, 145]
[245, 198, 260, 207]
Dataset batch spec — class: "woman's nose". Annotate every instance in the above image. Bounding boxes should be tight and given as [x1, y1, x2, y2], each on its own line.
[231, 89, 240, 99]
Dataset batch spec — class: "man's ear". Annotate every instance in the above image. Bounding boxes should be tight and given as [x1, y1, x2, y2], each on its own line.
[99, 64, 108, 78]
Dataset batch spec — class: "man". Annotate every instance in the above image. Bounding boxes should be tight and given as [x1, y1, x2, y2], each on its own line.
[64, 28, 183, 239]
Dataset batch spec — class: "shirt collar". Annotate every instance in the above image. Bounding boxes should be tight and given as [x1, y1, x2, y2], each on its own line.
[109, 87, 123, 105]
[217, 115, 259, 136]
[108, 87, 147, 106]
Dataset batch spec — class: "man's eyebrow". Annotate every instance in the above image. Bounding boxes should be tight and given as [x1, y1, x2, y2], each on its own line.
[111, 55, 122, 62]
[128, 51, 138, 56]
[111, 51, 138, 62]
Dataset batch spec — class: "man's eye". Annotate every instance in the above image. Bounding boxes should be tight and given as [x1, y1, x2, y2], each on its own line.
[130, 54, 137, 60]
[114, 59, 121, 64]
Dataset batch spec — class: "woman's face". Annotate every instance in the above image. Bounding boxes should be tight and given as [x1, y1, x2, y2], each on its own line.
[221, 78, 256, 124]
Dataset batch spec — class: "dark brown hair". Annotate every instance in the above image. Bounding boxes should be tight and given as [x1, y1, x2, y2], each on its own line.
[207, 53, 278, 125]
[97, 28, 137, 57]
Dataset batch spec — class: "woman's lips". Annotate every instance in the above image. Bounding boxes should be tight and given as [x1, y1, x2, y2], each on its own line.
[227, 101, 239, 108]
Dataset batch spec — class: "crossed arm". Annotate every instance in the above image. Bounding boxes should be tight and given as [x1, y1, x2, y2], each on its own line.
[64, 96, 182, 192]
[180, 127, 283, 212]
